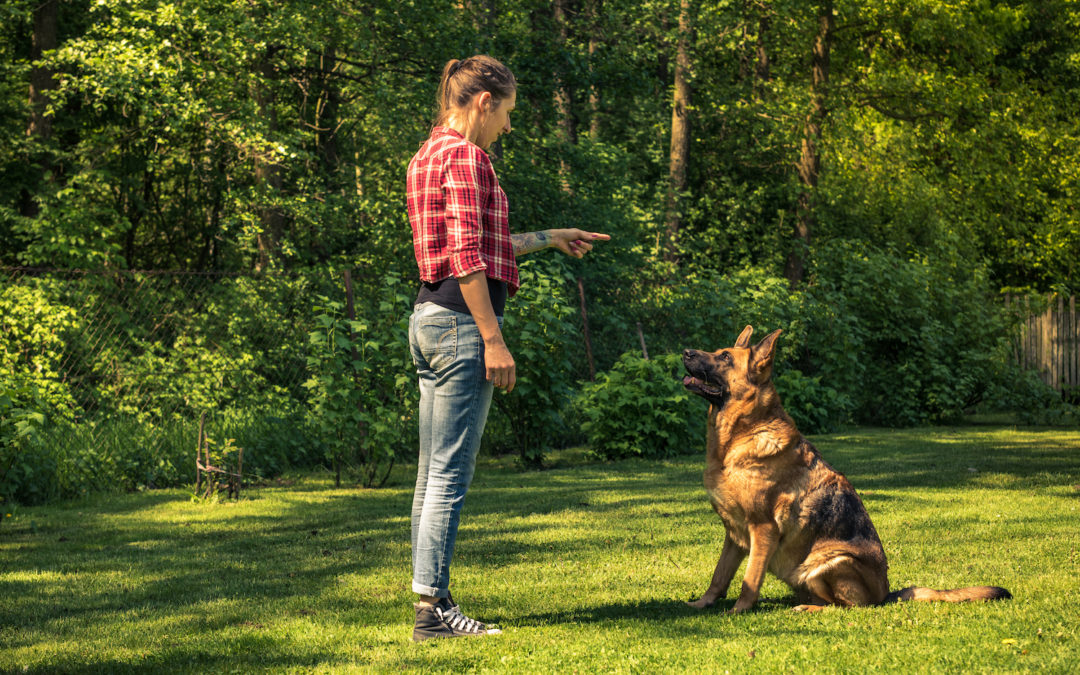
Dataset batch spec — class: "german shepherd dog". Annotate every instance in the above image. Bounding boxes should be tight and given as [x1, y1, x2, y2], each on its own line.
[681, 326, 1011, 613]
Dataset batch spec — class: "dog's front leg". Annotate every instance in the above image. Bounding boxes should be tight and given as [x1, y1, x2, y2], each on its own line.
[731, 522, 779, 613]
[687, 533, 746, 609]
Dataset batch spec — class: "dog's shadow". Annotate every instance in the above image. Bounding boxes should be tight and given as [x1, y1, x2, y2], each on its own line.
[498, 596, 801, 629]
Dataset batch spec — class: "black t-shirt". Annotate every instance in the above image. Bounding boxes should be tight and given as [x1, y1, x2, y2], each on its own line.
[415, 276, 508, 317]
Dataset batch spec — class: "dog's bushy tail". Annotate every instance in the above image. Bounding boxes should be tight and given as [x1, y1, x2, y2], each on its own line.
[885, 585, 1012, 603]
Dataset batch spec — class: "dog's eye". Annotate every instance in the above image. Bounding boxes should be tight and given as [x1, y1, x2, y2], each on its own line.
[719, 352, 732, 364]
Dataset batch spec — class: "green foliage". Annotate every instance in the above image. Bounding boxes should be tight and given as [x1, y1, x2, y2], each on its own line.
[0, 280, 82, 417]
[303, 271, 416, 487]
[195, 434, 243, 501]
[773, 369, 853, 435]
[584, 266, 859, 434]
[577, 352, 702, 460]
[0, 385, 49, 509]
[986, 365, 1076, 426]
[809, 241, 1016, 426]
[485, 260, 580, 466]
[2, 0, 1078, 491]
[1, 271, 326, 505]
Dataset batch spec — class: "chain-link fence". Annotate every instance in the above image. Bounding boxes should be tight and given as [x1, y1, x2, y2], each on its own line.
[1, 267, 332, 502]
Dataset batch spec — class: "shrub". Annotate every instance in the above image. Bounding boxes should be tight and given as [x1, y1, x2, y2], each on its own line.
[577, 352, 703, 460]
[582, 266, 859, 435]
[484, 259, 581, 467]
[0, 385, 51, 507]
[809, 241, 1013, 425]
[773, 369, 853, 434]
[0, 281, 82, 418]
[303, 271, 416, 488]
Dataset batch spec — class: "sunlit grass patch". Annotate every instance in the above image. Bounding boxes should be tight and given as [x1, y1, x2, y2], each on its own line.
[2, 425, 1079, 672]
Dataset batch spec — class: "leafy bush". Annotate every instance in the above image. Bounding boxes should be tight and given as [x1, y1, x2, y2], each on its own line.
[809, 241, 1013, 425]
[773, 369, 853, 434]
[582, 266, 859, 435]
[984, 365, 1076, 426]
[577, 352, 703, 460]
[485, 260, 580, 466]
[0, 281, 82, 418]
[1, 385, 51, 508]
[304, 271, 416, 487]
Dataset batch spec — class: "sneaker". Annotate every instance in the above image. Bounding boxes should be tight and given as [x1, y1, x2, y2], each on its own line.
[412, 598, 502, 642]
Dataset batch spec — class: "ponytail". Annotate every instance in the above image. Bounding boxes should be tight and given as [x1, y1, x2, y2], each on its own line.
[433, 55, 516, 128]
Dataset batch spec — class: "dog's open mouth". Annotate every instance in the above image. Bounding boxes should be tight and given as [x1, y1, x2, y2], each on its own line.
[682, 375, 725, 398]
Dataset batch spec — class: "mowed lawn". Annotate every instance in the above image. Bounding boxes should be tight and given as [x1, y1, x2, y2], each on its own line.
[2, 426, 1079, 673]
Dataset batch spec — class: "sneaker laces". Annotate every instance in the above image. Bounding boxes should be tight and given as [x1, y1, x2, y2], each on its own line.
[436, 604, 484, 633]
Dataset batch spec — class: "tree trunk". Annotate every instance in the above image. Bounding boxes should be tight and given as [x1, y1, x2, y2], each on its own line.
[553, 0, 577, 146]
[664, 0, 693, 264]
[554, 0, 577, 192]
[755, 13, 771, 94]
[253, 48, 285, 272]
[587, 0, 602, 139]
[21, 0, 59, 219]
[27, 0, 57, 142]
[317, 47, 341, 179]
[785, 1, 833, 286]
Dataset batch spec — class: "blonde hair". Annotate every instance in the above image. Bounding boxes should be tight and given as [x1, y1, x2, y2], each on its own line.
[434, 55, 516, 127]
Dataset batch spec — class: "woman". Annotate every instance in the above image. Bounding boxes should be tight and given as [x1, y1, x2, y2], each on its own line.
[406, 55, 609, 641]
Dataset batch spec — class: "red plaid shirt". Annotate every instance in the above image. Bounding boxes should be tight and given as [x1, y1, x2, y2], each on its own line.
[407, 126, 519, 295]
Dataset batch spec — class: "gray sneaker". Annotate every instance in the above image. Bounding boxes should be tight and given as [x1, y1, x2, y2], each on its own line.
[412, 598, 502, 642]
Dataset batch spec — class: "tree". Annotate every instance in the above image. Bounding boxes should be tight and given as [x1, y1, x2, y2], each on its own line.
[663, 0, 693, 264]
[786, 0, 833, 286]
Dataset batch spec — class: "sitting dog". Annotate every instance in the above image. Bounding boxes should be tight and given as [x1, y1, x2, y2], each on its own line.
[682, 325, 1010, 612]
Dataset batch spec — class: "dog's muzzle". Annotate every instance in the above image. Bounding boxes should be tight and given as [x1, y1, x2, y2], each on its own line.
[682, 350, 727, 400]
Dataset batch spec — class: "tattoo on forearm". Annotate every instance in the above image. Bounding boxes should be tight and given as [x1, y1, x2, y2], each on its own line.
[512, 230, 550, 256]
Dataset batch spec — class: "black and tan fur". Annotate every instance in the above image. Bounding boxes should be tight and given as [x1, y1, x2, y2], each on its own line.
[682, 325, 1010, 613]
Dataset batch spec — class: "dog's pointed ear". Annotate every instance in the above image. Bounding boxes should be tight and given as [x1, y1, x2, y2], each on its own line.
[750, 329, 782, 376]
[734, 325, 754, 349]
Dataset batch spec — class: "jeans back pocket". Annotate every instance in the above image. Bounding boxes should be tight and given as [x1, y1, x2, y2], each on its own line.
[416, 316, 457, 372]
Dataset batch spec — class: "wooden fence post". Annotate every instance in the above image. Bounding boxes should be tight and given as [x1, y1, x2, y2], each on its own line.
[1057, 294, 1065, 390]
[577, 277, 595, 381]
[1071, 295, 1077, 390]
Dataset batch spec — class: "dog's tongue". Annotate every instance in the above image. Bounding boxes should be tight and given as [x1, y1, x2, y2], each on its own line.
[683, 375, 697, 386]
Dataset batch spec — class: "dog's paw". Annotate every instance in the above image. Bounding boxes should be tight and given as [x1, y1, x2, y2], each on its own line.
[686, 597, 714, 610]
[792, 604, 827, 613]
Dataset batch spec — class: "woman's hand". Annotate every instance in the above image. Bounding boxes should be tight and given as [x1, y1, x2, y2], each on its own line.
[484, 336, 516, 392]
[549, 229, 611, 258]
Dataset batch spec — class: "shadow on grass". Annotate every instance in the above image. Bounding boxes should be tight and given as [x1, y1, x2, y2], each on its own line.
[810, 427, 1080, 490]
[2, 425, 1077, 670]
[501, 596, 815, 630]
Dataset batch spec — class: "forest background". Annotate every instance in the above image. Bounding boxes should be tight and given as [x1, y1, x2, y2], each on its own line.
[1, 0, 1078, 505]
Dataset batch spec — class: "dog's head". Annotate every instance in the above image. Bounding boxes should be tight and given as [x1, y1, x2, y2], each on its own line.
[682, 325, 782, 407]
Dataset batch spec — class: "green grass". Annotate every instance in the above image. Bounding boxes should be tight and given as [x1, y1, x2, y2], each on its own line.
[2, 426, 1079, 673]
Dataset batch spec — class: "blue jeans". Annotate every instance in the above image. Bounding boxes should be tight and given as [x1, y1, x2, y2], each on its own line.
[408, 302, 498, 597]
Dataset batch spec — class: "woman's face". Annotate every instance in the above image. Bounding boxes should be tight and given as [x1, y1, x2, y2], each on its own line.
[477, 90, 516, 150]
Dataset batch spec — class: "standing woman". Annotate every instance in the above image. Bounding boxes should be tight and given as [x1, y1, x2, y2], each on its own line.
[406, 55, 609, 641]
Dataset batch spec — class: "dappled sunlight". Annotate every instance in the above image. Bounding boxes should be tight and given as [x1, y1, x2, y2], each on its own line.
[3, 426, 1079, 671]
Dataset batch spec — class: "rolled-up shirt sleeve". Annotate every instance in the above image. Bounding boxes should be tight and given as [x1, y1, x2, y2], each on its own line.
[443, 145, 492, 278]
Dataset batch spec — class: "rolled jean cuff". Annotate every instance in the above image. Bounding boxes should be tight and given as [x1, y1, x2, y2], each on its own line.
[412, 581, 448, 598]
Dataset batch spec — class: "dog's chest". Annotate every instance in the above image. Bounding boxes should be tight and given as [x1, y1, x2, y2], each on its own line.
[703, 463, 760, 527]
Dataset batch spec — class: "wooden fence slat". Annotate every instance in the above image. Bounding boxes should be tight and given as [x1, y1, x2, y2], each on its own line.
[1014, 294, 1079, 392]
[1062, 293, 1071, 388]
[1026, 295, 1032, 372]
[1036, 298, 1045, 386]
[1067, 293, 1075, 388]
